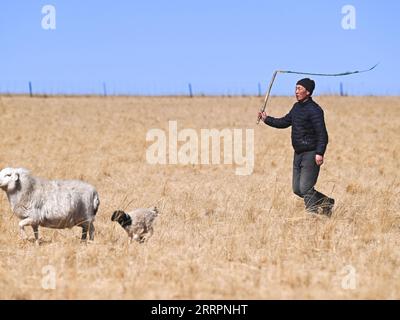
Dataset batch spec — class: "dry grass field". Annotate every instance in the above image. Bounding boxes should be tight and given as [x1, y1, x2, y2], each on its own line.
[0, 95, 399, 299]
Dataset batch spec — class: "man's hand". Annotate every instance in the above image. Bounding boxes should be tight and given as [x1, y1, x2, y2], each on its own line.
[258, 111, 268, 122]
[315, 154, 324, 166]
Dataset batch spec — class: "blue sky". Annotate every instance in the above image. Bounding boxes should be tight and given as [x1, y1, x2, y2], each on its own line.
[0, 0, 399, 95]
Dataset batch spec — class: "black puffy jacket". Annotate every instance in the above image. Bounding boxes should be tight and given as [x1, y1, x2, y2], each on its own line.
[264, 98, 328, 156]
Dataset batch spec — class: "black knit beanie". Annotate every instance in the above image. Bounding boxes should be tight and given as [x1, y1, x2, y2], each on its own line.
[296, 78, 315, 95]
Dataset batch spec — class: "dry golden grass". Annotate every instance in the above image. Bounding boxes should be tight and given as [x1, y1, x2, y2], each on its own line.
[0, 95, 399, 299]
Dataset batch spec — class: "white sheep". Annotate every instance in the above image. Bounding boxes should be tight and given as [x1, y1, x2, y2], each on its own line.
[111, 207, 159, 243]
[0, 167, 100, 243]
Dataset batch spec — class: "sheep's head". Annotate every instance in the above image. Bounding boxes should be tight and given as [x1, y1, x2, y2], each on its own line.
[0, 168, 26, 191]
[0, 168, 30, 191]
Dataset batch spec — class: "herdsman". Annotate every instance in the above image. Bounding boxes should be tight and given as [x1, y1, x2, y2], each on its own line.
[258, 78, 334, 216]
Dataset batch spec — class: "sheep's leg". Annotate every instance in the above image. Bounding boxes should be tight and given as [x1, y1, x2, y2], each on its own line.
[18, 218, 34, 240]
[89, 222, 95, 241]
[32, 225, 39, 245]
[81, 223, 89, 242]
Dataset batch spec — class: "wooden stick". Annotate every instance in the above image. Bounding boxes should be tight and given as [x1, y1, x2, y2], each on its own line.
[257, 70, 279, 124]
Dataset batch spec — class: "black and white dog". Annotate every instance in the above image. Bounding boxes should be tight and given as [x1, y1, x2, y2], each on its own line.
[111, 207, 159, 243]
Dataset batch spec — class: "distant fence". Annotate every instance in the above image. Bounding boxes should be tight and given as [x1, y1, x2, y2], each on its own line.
[0, 81, 353, 97]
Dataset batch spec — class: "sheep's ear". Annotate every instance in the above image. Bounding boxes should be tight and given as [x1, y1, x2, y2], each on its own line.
[12, 172, 19, 182]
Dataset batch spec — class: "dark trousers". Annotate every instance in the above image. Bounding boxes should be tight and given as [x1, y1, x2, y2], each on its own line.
[292, 150, 328, 211]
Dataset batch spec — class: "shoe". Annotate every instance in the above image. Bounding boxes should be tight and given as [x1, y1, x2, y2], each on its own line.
[321, 198, 335, 216]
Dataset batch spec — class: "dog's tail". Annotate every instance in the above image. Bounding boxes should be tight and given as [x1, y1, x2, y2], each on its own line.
[150, 198, 166, 215]
[151, 206, 160, 215]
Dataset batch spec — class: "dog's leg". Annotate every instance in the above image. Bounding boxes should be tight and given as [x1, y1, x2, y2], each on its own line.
[146, 227, 154, 240]
[129, 233, 133, 244]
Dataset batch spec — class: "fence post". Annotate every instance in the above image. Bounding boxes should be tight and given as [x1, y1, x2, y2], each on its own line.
[103, 82, 107, 97]
[258, 82, 262, 97]
[340, 82, 344, 96]
[188, 83, 193, 98]
[29, 81, 33, 97]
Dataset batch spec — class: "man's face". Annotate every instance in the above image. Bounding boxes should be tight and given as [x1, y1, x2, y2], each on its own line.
[295, 85, 310, 102]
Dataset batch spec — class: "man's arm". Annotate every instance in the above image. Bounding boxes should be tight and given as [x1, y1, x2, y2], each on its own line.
[259, 110, 292, 128]
[309, 107, 328, 156]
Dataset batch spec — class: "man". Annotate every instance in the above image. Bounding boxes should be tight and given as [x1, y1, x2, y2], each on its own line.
[258, 78, 334, 215]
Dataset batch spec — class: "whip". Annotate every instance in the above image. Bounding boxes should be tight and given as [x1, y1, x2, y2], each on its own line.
[256, 63, 378, 124]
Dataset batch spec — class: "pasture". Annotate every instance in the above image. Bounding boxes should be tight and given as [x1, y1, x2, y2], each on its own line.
[0, 95, 399, 299]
